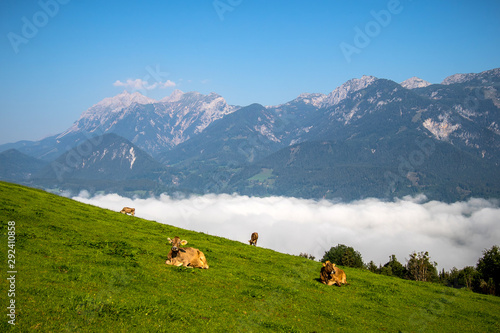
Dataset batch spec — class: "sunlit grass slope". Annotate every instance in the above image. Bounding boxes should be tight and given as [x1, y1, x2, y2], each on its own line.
[1, 181, 499, 332]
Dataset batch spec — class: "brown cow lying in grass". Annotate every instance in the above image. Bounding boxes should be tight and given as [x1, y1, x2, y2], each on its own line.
[320, 261, 348, 286]
[120, 207, 135, 216]
[249, 232, 258, 246]
[166, 236, 209, 269]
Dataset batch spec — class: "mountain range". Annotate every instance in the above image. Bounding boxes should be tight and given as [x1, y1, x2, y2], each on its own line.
[1, 67, 499, 201]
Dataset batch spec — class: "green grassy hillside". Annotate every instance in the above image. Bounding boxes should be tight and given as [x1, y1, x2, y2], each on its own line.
[1, 181, 499, 332]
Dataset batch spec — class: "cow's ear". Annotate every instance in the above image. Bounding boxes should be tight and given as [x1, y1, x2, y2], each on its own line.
[181, 240, 188, 246]
[167, 238, 172, 244]
[322, 262, 326, 267]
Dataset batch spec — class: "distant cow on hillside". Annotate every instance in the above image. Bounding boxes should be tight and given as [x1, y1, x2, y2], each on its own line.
[249, 232, 258, 246]
[166, 236, 209, 269]
[120, 207, 135, 216]
[320, 261, 348, 286]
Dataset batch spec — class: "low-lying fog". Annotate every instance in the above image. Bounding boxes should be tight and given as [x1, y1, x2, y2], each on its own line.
[73, 192, 500, 271]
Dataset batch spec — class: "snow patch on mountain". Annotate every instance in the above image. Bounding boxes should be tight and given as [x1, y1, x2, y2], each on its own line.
[129, 147, 136, 169]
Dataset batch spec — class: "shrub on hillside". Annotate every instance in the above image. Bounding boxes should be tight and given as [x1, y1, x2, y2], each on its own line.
[406, 251, 438, 282]
[321, 244, 364, 268]
[477, 245, 500, 296]
[440, 266, 479, 290]
[381, 255, 407, 279]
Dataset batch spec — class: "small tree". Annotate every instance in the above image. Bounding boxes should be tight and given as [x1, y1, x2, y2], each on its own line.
[382, 255, 406, 279]
[439, 268, 452, 286]
[441, 266, 478, 290]
[406, 251, 438, 282]
[367, 260, 379, 273]
[379, 265, 393, 276]
[322, 244, 364, 268]
[441, 267, 459, 287]
[479, 278, 496, 295]
[476, 245, 500, 296]
[460, 266, 478, 290]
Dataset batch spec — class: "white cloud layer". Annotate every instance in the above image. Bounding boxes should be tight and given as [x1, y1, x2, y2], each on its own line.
[73, 192, 500, 271]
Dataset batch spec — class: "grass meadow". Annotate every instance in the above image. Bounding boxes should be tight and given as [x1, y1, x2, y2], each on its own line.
[1, 181, 499, 332]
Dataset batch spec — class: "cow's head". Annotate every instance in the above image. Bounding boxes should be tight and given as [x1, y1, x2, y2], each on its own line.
[323, 261, 336, 277]
[168, 236, 188, 252]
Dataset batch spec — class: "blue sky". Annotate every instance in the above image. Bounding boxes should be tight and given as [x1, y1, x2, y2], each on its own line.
[1, 0, 499, 144]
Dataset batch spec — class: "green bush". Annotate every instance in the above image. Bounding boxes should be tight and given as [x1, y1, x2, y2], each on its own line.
[477, 245, 500, 296]
[321, 244, 364, 268]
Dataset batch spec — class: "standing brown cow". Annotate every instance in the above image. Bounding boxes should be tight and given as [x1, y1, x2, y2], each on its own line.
[166, 236, 209, 269]
[249, 232, 258, 246]
[320, 261, 347, 286]
[120, 207, 135, 216]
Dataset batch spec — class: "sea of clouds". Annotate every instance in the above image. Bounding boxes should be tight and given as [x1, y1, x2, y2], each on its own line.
[73, 192, 500, 271]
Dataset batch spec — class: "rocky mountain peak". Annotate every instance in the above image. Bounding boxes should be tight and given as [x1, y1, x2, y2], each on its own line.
[400, 77, 431, 89]
[98, 90, 156, 109]
[78, 91, 156, 121]
[160, 89, 185, 103]
[441, 68, 500, 85]
[441, 73, 478, 85]
[322, 75, 377, 107]
[294, 93, 327, 107]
